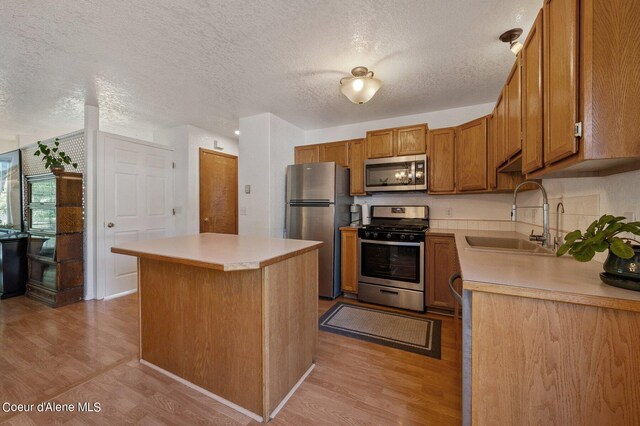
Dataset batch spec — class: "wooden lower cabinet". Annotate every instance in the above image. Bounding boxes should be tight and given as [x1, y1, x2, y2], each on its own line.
[425, 235, 459, 311]
[340, 228, 358, 294]
[468, 290, 640, 425]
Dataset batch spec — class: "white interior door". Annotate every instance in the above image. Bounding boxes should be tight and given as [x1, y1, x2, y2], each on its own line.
[100, 133, 174, 299]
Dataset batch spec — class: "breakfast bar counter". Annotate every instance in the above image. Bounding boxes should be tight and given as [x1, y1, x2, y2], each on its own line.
[112, 233, 323, 423]
[426, 229, 640, 425]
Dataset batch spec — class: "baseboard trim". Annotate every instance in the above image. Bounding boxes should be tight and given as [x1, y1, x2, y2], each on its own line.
[269, 363, 315, 420]
[139, 359, 263, 423]
[103, 288, 138, 300]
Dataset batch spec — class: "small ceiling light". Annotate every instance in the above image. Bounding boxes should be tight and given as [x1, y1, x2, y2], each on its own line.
[499, 28, 523, 55]
[339, 66, 382, 104]
[234, 130, 240, 135]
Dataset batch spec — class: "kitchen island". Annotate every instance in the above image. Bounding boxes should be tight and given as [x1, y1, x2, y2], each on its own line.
[111, 233, 322, 423]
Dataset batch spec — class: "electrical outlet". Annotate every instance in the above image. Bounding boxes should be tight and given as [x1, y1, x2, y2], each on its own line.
[445, 208, 453, 217]
[239, 207, 247, 216]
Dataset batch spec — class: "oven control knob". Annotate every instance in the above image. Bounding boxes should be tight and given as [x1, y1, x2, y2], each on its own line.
[409, 234, 415, 241]
[400, 234, 406, 240]
[365, 231, 371, 238]
[386, 233, 392, 239]
[373, 232, 378, 238]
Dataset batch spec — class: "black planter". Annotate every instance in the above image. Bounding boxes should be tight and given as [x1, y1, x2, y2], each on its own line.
[603, 245, 640, 281]
[601, 245, 640, 291]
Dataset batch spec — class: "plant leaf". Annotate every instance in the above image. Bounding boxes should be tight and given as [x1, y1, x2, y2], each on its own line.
[556, 241, 573, 257]
[72, 163, 78, 169]
[593, 241, 608, 252]
[585, 219, 599, 236]
[564, 230, 583, 242]
[572, 244, 596, 262]
[610, 238, 635, 259]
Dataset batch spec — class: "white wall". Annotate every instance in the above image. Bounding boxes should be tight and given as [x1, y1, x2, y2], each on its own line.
[154, 124, 239, 235]
[268, 114, 304, 237]
[238, 113, 303, 238]
[0, 140, 18, 153]
[305, 102, 495, 145]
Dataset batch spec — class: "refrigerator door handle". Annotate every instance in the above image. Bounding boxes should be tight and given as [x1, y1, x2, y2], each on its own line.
[288, 199, 331, 205]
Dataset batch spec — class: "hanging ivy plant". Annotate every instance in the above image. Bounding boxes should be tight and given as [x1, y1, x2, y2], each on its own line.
[33, 138, 78, 170]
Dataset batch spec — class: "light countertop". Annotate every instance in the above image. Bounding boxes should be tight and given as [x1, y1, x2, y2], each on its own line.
[427, 229, 640, 312]
[111, 233, 323, 271]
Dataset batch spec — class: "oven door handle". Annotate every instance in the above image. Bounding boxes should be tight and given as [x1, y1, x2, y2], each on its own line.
[359, 239, 422, 247]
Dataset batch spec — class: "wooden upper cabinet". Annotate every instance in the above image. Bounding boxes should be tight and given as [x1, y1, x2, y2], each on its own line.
[495, 89, 507, 167]
[505, 54, 522, 160]
[522, 10, 544, 174]
[294, 145, 319, 164]
[425, 235, 459, 311]
[427, 128, 456, 194]
[456, 117, 488, 192]
[366, 129, 395, 159]
[366, 124, 427, 159]
[348, 139, 366, 195]
[396, 124, 427, 156]
[543, 0, 579, 165]
[487, 112, 498, 189]
[319, 141, 349, 167]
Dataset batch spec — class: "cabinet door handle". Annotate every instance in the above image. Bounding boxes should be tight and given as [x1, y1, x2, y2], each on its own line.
[448, 272, 462, 305]
[107, 222, 115, 228]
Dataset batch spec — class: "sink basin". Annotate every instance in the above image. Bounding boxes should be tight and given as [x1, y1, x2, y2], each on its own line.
[465, 236, 554, 256]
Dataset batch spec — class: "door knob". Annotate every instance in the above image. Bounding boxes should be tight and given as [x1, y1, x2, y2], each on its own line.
[107, 222, 115, 228]
[203, 217, 209, 222]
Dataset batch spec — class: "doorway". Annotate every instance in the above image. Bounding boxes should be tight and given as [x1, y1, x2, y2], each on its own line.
[97, 132, 174, 299]
[199, 148, 238, 234]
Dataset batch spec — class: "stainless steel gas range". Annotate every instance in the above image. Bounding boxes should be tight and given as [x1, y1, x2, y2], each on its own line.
[357, 205, 428, 311]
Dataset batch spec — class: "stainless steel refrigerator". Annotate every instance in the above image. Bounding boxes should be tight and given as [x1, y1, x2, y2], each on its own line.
[285, 162, 352, 298]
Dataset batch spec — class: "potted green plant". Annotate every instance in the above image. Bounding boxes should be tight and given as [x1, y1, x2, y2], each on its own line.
[557, 214, 640, 289]
[33, 138, 78, 172]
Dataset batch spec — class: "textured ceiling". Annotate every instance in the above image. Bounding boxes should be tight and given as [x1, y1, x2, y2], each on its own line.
[0, 0, 540, 141]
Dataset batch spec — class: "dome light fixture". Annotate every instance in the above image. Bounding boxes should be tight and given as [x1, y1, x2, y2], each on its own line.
[339, 66, 382, 104]
[499, 28, 523, 55]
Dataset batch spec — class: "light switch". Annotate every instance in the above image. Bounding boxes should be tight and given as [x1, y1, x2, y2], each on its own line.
[245, 185, 251, 194]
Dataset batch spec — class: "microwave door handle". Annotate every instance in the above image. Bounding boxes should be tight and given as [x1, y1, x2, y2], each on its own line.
[411, 161, 416, 185]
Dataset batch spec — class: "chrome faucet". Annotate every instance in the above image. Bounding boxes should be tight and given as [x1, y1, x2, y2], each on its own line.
[554, 202, 565, 250]
[511, 181, 550, 247]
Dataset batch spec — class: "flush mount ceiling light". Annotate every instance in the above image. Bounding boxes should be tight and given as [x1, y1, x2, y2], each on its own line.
[339, 66, 382, 105]
[499, 28, 523, 55]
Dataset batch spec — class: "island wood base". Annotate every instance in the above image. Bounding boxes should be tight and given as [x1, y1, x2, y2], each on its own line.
[137, 249, 318, 422]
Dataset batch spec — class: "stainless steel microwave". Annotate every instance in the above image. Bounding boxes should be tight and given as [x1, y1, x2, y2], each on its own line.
[364, 154, 427, 192]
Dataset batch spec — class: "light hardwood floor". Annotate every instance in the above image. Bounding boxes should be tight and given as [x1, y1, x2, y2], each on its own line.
[0, 295, 462, 425]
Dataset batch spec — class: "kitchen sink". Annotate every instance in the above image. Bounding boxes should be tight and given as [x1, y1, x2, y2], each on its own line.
[465, 236, 555, 256]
